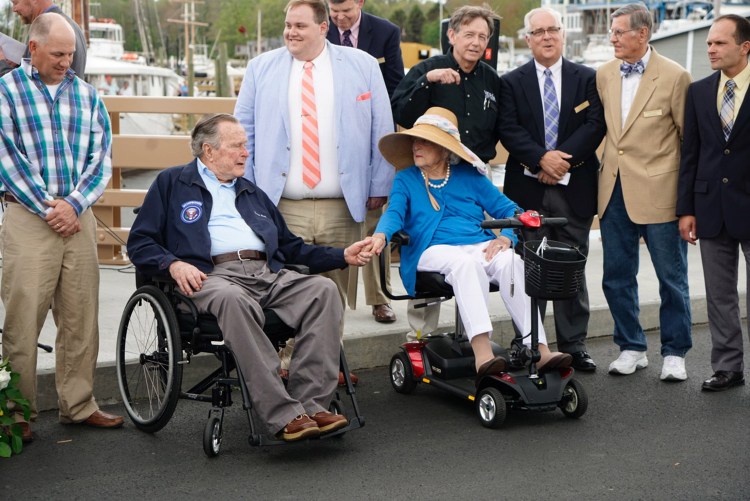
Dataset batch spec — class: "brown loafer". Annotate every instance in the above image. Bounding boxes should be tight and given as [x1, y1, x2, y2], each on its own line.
[372, 304, 396, 323]
[18, 422, 34, 443]
[278, 414, 320, 442]
[83, 410, 125, 429]
[338, 371, 359, 386]
[538, 353, 573, 373]
[311, 411, 348, 434]
[475, 355, 508, 385]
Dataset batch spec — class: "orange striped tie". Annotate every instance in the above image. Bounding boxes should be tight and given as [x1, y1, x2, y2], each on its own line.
[301, 61, 320, 188]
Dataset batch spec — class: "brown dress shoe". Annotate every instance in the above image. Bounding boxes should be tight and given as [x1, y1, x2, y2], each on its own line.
[338, 371, 359, 386]
[372, 304, 396, 323]
[278, 414, 320, 441]
[83, 410, 125, 429]
[18, 422, 34, 443]
[311, 411, 348, 434]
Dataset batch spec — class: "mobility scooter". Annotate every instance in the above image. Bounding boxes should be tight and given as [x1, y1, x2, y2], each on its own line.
[383, 211, 589, 428]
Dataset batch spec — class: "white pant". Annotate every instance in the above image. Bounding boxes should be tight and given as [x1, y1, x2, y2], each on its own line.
[417, 242, 546, 346]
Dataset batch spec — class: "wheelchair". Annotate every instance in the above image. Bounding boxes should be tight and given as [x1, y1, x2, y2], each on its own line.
[116, 271, 364, 457]
[381, 212, 588, 428]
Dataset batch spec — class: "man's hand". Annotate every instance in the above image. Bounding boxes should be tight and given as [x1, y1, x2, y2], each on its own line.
[44, 199, 80, 237]
[366, 196, 387, 211]
[169, 260, 208, 296]
[482, 236, 512, 261]
[425, 68, 461, 85]
[344, 237, 375, 267]
[539, 150, 572, 180]
[678, 215, 697, 245]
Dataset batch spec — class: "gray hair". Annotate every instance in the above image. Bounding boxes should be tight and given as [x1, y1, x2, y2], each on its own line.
[29, 12, 73, 45]
[190, 113, 239, 158]
[524, 7, 563, 33]
[612, 3, 653, 39]
[449, 4, 500, 38]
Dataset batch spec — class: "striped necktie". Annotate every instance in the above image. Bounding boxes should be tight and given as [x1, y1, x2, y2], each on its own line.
[342, 30, 353, 47]
[720, 79, 736, 142]
[301, 61, 320, 188]
[543, 68, 559, 150]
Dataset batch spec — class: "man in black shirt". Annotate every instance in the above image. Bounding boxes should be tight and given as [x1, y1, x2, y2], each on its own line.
[391, 5, 502, 164]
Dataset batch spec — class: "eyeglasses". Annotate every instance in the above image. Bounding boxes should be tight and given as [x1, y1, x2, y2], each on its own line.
[528, 27, 562, 38]
[608, 28, 636, 40]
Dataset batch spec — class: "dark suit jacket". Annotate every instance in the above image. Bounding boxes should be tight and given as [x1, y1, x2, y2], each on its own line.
[498, 58, 605, 218]
[327, 11, 403, 97]
[677, 71, 750, 240]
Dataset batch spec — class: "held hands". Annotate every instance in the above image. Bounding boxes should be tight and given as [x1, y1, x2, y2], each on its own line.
[482, 236, 512, 261]
[426, 68, 461, 85]
[539, 150, 572, 184]
[678, 215, 698, 245]
[169, 261, 208, 296]
[369, 232, 388, 256]
[44, 199, 81, 238]
[344, 236, 376, 267]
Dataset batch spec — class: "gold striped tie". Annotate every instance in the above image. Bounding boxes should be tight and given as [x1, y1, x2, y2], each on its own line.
[301, 61, 320, 188]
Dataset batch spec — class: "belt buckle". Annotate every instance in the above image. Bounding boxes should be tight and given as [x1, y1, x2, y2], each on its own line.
[237, 250, 248, 262]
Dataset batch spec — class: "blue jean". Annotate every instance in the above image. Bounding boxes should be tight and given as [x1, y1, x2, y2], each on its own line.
[600, 178, 692, 356]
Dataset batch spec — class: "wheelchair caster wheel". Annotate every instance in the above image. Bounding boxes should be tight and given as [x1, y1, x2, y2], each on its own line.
[476, 387, 507, 429]
[203, 414, 222, 457]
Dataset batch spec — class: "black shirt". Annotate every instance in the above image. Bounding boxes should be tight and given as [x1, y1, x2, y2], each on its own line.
[391, 50, 502, 163]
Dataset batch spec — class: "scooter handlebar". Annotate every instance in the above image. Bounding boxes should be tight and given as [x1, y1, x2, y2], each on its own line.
[480, 215, 569, 229]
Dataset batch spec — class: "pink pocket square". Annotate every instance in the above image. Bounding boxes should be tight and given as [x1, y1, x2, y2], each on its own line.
[356, 91, 372, 101]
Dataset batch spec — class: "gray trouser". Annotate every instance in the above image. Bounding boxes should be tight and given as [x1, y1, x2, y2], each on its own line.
[190, 260, 341, 434]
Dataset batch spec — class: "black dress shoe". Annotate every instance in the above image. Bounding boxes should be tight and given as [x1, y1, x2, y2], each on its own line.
[701, 371, 745, 392]
[570, 351, 597, 372]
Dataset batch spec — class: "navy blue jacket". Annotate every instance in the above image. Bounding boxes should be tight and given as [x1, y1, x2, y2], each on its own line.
[127, 160, 346, 276]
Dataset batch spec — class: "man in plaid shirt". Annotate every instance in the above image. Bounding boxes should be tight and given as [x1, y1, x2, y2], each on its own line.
[0, 13, 119, 443]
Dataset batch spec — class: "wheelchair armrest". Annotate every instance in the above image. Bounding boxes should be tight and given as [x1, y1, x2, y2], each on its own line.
[390, 230, 410, 247]
[378, 230, 415, 302]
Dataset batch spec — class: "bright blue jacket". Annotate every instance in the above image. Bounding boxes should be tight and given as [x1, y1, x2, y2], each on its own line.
[375, 163, 520, 296]
[127, 160, 346, 277]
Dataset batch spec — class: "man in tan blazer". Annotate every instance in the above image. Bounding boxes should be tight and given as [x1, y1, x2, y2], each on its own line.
[596, 3, 692, 381]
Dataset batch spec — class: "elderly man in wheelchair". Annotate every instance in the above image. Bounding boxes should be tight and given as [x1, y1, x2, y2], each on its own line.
[126, 113, 374, 444]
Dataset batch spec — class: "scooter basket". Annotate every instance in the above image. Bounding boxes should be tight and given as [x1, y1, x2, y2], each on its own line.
[523, 240, 586, 300]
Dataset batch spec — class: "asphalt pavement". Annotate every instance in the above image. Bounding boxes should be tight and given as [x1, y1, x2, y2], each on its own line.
[2, 325, 748, 500]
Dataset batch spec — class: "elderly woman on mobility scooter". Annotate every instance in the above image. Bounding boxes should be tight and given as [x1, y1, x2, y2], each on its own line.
[369, 108, 572, 382]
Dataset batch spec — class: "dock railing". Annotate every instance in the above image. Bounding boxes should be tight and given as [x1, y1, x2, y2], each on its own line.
[95, 96, 236, 264]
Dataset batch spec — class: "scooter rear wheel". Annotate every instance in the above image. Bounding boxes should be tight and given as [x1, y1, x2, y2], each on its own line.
[476, 386, 507, 428]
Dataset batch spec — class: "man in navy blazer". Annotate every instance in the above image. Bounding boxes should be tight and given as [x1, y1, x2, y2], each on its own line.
[326, 0, 403, 97]
[498, 7, 605, 371]
[326, 0, 404, 324]
[677, 14, 750, 392]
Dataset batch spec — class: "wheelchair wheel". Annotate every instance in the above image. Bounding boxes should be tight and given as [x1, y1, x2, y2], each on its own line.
[476, 386, 507, 429]
[390, 352, 416, 394]
[203, 414, 222, 457]
[559, 379, 588, 419]
[116, 285, 182, 433]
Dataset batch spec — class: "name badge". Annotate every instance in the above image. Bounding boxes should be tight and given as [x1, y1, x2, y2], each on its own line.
[377, 57, 386, 64]
[643, 109, 663, 118]
[574, 100, 590, 113]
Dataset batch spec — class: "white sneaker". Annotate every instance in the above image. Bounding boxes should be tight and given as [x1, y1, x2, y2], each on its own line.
[608, 350, 648, 375]
[660, 355, 687, 381]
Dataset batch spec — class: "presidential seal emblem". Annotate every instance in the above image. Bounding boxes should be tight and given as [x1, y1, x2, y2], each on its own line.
[180, 200, 203, 224]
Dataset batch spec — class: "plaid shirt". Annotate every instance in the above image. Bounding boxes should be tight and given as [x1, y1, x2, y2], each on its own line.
[0, 59, 112, 216]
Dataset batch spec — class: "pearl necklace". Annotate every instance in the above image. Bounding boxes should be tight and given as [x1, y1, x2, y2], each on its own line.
[420, 164, 451, 189]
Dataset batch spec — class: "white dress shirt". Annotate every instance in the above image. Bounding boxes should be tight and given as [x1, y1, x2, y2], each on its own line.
[621, 47, 651, 127]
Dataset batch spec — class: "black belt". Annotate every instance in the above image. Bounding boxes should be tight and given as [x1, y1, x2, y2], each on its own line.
[4, 193, 18, 204]
[212, 249, 267, 265]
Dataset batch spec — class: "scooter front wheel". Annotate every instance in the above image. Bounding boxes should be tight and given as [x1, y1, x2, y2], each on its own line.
[560, 378, 588, 418]
[390, 352, 417, 394]
[476, 386, 507, 428]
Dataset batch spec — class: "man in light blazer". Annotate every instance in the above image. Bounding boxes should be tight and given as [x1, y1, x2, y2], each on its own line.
[235, 0, 393, 383]
[499, 7, 605, 372]
[596, 3, 692, 381]
[677, 15, 750, 392]
[326, 0, 404, 324]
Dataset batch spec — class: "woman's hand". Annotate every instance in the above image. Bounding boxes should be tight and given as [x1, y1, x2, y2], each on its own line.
[370, 233, 388, 255]
[482, 236, 512, 262]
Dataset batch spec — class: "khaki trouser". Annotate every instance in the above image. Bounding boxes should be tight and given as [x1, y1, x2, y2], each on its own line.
[362, 206, 390, 306]
[1, 204, 100, 422]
